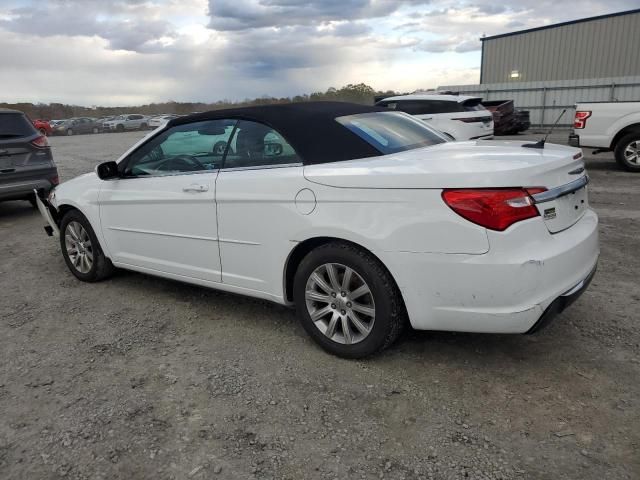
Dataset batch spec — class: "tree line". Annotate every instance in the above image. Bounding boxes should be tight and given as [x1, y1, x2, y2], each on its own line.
[1, 83, 400, 120]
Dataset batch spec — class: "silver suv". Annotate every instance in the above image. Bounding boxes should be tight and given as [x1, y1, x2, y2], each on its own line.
[103, 114, 149, 132]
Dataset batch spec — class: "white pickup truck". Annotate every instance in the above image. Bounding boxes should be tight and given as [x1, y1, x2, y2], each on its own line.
[569, 101, 640, 172]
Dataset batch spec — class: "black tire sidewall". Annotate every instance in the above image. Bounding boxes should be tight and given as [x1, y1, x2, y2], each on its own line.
[615, 133, 640, 172]
[293, 244, 398, 358]
[59, 210, 105, 282]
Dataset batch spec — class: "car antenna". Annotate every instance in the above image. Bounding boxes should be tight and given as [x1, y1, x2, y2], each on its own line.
[522, 108, 567, 149]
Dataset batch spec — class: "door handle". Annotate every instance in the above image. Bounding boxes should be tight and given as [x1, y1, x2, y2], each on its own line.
[183, 184, 209, 193]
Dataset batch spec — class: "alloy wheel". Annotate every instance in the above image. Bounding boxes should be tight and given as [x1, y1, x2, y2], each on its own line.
[64, 221, 94, 274]
[624, 140, 639, 166]
[305, 263, 375, 345]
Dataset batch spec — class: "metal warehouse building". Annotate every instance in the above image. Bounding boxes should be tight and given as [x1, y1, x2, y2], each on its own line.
[441, 9, 640, 126]
[480, 9, 640, 84]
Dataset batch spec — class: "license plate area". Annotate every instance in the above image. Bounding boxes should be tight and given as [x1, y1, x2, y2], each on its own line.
[538, 186, 588, 233]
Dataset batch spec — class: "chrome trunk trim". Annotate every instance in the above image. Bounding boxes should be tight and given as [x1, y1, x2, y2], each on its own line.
[531, 175, 589, 203]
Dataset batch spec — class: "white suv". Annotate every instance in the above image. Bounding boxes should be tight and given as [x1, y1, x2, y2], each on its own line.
[103, 114, 149, 132]
[376, 94, 494, 141]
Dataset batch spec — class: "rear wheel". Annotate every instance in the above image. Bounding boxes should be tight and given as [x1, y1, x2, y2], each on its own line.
[92, 126, 99, 134]
[293, 242, 406, 358]
[60, 210, 115, 282]
[140, 123, 148, 130]
[66, 129, 73, 136]
[615, 133, 640, 172]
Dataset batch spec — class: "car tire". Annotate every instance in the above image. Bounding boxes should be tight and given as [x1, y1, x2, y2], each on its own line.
[293, 241, 406, 358]
[60, 210, 115, 282]
[92, 127, 99, 134]
[614, 132, 640, 172]
[116, 124, 124, 132]
[39, 128, 47, 136]
[28, 195, 38, 208]
[140, 123, 148, 130]
[66, 129, 73, 136]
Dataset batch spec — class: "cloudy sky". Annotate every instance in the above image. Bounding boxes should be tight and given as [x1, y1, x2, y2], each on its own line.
[0, 0, 637, 106]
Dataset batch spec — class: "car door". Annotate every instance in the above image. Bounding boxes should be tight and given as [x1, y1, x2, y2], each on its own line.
[99, 119, 234, 282]
[215, 120, 309, 295]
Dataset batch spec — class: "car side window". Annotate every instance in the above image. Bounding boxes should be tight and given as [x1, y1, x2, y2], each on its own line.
[123, 119, 236, 177]
[223, 120, 300, 169]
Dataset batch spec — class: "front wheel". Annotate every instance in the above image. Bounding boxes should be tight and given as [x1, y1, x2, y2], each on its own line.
[66, 129, 73, 136]
[92, 127, 99, 134]
[614, 133, 640, 172]
[60, 210, 115, 282]
[293, 242, 406, 358]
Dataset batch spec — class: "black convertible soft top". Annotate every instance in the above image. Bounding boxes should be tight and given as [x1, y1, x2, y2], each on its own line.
[168, 101, 386, 165]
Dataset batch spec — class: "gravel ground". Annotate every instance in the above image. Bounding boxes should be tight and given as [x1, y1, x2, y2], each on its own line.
[1, 130, 638, 480]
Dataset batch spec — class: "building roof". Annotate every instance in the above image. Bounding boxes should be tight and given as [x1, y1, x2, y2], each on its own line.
[481, 8, 640, 42]
[169, 101, 386, 165]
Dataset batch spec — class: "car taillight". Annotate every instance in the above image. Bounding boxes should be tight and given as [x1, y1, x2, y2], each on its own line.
[574, 111, 591, 129]
[31, 135, 49, 148]
[442, 188, 546, 231]
[50, 175, 60, 186]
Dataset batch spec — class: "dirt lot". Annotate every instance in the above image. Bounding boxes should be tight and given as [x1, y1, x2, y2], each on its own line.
[1, 131, 638, 480]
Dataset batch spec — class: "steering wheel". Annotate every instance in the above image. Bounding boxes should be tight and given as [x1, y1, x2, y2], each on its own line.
[155, 155, 205, 172]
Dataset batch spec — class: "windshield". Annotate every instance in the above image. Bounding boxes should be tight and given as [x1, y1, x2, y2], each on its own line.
[336, 111, 447, 155]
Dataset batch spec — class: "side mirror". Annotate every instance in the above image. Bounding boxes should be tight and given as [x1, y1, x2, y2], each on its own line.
[96, 161, 120, 180]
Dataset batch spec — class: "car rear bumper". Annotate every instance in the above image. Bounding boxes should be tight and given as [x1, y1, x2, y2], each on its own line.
[382, 209, 599, 333]
[0, 170, 57, 201]
[526, 264, 597, 333]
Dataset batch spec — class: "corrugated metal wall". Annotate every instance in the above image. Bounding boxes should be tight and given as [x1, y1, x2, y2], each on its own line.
[481, 10, 640, 84]
[439, 76, 640, 127]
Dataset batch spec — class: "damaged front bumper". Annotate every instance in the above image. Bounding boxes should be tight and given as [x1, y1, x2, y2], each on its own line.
[33, 188, 59, 237]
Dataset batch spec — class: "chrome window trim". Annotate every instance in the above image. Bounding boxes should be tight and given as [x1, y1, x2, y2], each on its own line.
[113, 169, 220, 180]
[531, 175, 589, 203]
[220, 162, 303, 172]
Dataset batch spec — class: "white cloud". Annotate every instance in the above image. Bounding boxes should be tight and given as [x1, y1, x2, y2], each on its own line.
[0, 0, 637, 105]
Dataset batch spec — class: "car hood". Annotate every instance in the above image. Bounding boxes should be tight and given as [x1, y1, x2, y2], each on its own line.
[303, 140, 585, 190]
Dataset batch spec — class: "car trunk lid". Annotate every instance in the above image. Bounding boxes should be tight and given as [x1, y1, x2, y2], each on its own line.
[304, 140, 588, 233]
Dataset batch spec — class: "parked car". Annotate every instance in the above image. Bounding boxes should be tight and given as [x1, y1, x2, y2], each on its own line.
[148, 114, 179, 129]
[375, 94, 494, 140]
[35, 102, 598, 358]
[103, 114, 149, 132]
[32, 119, 52, 136]
[569, 101, 640, 171]
[52, 117, 101, 136]
[0, 108, 58, 206]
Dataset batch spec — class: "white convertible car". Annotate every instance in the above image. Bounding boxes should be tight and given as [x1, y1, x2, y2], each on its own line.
[36, 102, 599, 358]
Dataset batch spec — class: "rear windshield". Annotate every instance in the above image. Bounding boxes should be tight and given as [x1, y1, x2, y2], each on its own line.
[0, 112, 37, 138]
[336, 111, 447, 155]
